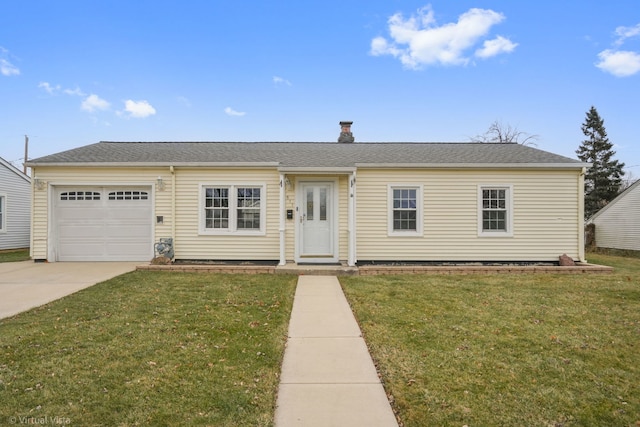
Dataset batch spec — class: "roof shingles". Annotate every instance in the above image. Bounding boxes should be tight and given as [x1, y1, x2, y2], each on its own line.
[27, 141, 584, 168]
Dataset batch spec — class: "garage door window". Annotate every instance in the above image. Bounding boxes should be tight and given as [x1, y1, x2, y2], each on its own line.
[60, 191, 101, 201]
[109, 191, 149, 200]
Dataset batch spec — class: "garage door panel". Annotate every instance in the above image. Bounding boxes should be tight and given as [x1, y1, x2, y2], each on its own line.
[58, 223, 106, 239]
[105, 222, 151, 238]
[106, 241, 153, 257]
[55, 187, 153, 261]
[58, 242, 106, 259]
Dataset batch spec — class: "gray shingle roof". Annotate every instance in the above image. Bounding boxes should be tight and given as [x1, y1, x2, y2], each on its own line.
[27, 141, 585, 168]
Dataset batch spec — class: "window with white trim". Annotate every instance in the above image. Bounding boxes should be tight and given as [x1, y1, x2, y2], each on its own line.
[0, 195, 5, 232]
[201, 184, 265, 234]
[478, 185, 513, 237]
[388, 185, 423, 236]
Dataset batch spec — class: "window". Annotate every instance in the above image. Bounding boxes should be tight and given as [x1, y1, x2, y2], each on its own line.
[60, 191, 100, 201]
[201, 184, 265, 234]
[388, 185, 423, 236]
[0, 195, 5, 232]
[478, 185, 513, 237]
[108, 190, 149, 200]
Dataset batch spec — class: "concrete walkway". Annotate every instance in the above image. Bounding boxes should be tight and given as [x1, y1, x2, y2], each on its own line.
[0, 261, 139, 319]
[274, 276, 398, 427]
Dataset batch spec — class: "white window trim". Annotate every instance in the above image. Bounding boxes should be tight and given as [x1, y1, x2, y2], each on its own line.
[0, 193, 6, 233]
[387, 184, 423, 237]
[199, 183, 266, 236]
[478, 184, 513, 237]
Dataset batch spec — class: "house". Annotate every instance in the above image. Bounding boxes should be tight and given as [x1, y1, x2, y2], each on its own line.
[588, 179, 640, 252]
[26, 122, 588, 265]
[0, 156, 31, 251]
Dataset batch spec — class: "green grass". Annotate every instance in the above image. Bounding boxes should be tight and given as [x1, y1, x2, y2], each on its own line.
[0, 249, 30, 263]
[341, 254, 640, 427]
[0, 271, 297, 426]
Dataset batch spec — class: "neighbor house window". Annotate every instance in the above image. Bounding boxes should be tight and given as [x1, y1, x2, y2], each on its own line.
[201, 184, 265, 234]
[478, 185, 513, 237]
[388, 184, 423, 236]
[0, 195, 5, 232]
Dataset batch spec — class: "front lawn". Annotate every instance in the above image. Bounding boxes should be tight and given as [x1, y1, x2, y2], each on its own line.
[0, 271, 297, 426]
[341, 254, 640, 426]
[0, 249, 30, 263]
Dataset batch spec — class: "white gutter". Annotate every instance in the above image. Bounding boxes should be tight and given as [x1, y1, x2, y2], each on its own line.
[278, 167, 357, 174]
[24, 162, 282, 168]
[278, 173, 286, 266]
[355, 163, 589, 169]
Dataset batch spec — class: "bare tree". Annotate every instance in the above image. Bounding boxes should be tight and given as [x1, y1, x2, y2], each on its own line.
[470, 120, 539, 146]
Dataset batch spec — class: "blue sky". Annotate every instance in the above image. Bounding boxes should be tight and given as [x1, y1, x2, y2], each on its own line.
[1, 1, 638, 178]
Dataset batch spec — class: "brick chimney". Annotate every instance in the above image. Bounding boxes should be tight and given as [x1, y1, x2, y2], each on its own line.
[338, 121, 355, 143]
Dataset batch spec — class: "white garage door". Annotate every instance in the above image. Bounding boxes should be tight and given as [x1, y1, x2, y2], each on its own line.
[54, 187, 153, 261]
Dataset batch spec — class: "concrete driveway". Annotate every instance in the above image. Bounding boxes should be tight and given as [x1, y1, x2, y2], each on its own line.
[0, 261, 139, 319]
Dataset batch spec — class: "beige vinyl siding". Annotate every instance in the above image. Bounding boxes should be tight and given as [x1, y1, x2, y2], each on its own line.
[355, 168, 581, 262]
[592, 182, 640, 251]
[173, 168, 280, 260]
[30, 166, 170, 260]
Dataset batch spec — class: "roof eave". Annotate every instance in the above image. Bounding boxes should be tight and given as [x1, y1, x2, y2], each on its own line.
[26, 161, 282, 168]
[278, 166, 357, 173]
[355, 162, 588, 169]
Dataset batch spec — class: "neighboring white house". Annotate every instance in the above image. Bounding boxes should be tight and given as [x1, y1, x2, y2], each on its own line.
[0, 156, 31, 251]
[26, 122, 588, 264]
[589, 179, 640, 252]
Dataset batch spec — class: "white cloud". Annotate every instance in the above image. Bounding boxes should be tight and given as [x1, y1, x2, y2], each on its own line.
[273, 76, 292, 86]
[0, 47, 20, 76]
[81, 94, 111, 112]
[476, 35, 518, 58]
[123, 99, 156, 118]
[64, 87, 85, 96]
[39, 82, 86, 97]
[614, 23, 640, 45]
[224, 107, 246, 117]
[596, 49, 640, 77]
[0, 58, 20, 76]
[38, 81, 61, 94]
[370, 5, 515, 69]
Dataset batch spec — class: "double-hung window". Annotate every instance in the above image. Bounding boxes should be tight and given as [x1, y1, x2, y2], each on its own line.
[388, 184, 423, 236]
[201, 184, 265, 234]
[478, 185, 513, 237]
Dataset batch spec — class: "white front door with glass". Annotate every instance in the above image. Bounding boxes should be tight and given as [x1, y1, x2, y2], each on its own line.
[297, 181, 337, 262]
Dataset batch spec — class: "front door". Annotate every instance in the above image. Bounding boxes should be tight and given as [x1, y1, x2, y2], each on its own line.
[298, 181, 336, 262]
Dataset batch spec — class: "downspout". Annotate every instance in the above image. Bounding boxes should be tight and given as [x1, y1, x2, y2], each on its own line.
[170, 166, 176, 247]
[578, 167, 586, 262]
[29, 169, 35, 260]
[348, 171, 357, 267]
[279, 173, 286, 266]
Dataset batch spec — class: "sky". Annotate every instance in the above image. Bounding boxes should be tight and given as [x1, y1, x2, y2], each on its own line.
[1, 1, 639, 179]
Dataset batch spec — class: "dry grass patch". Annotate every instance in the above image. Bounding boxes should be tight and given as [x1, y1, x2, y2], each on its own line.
[0, 249, 30, 263]
[0, 271, 297, 426]
[341, 254, 640, 426]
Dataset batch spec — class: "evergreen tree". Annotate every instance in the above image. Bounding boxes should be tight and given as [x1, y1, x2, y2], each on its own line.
[576, 106, 625, 218]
